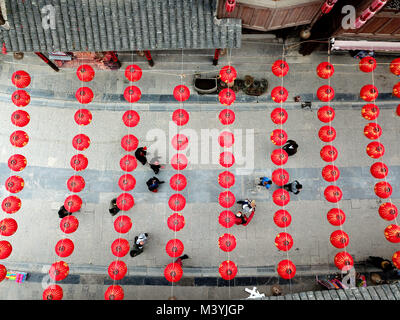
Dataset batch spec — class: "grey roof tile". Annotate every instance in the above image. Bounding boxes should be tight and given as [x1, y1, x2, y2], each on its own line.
[374, 285, 389, 300]
[314, 291, 324, 300]
[389, 284, 400, 300]
[381, 284, 396, 300]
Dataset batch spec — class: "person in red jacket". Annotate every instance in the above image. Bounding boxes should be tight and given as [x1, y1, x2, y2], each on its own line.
[234, 210, 255, 226]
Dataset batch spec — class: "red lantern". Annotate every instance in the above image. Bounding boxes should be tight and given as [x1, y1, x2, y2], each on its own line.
[317, 85, 335, 102]
[10, 130, 29, 148]
[359, 57, 377, 73]
[219, 260, 237, 280]
[330, 230, 349, 248]
[118, 174, 136, 191]
[390, 58, 400, 76]
[370, 162, 388, 179]
[114, 215, 132, 233]
[116, 193, 134, 211]
[384, 224, 400, 243]
[219, 109, 235, 125]
[219, 233, 237, 252]
[60, 215, 79, 234]
[2, 196, 21, 214]
[0, 264, 6, 282]
[8, 154, 27, 171]
[379, 203, 398, 221]
[11, 110, 30, 127]
[374, 181, 392, 199]
[219, 191, 235, 208]
[318, 125, 336, 142]
[320, 145, 338, 162]
[322, 165, 340, 182]
[218, 171, 235, 188]
[167, 213, 185, 231]
[11, 90, 30, 107]
[173, 85, 190, 102]
[219, 210, 236, 228]
[67, 175, 85, 193]
[275, 232, 294, 251]
[277, 259, 296, 279]
[43, 285, 63, 300]
[271, 86, 288, 103]
[111, 238, 130, 257]
[104, 285, 124, 300]
[164, 263, 183, 282]
[271, 108, 288, 124]
[270, 129, 288, 146]
[361, 104, 380, 120]
[397, 104, 400, 117]
[316, 62, 335, 79]
[11, 70, 31, 88]
[108, 261, 127, 280]
[393, 82, 400, 98]
[172, 109, 189, 126]
[171, 134, 189, 151]
[64, 195, 82, 213]
[271, 60, 289, 77]
[49, 261, 69, 281]
[121, 134, 139, 152]
[170, 174, 187, 191]
[360, 84, 378, 102]
[170, 153, 188, 170]
[0, 218, 18, 236]
[70, 154, 88, 171]
[120, 155, 137, 172]
[271, 148, 289, 166]
[0, 241, 12, 259]
[364, 123, 382, 140]
[72, 134, 91, 151]
[273, 209, 292, 228]
[5, 175, 24, 193]
[165, 239, 184, 258]
[55, 239, 74, 258]
[225, 0, 236, 13]
[74, 109, 92, 126]
[318, 106, 335, 123]
[76, 64, 95, 82]
[219, 151, 235, 168]
[334, 252, 354, 271]
[125, 64, 142, 82]
[124, 86, 141, 103]
[219, 88, 236, 106]
[366, 141, 385, 159]
[272, 168, 290, 186]
[392, 251, 400, 269]
[220, 65, 237, 83]
[122, 110, 140, 127]
[327, 208, 346, 226]
[75, 87, 93, 104]
[218, 131, 234, 148]
[168, 194, 186, 211]
[273, 189, 290, 206]
[324, 185, 342, 203]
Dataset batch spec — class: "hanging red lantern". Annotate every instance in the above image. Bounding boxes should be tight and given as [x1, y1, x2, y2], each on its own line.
[0, 218, 18, 236]
[75, 87, 93, 104]
[219, 65, 237, 83]
[167, 213, 185, 231]
[165, 239, 184, 258]
[327, 208, 346, 226]
[366, 141, 385, 159]
[72, 134, 91, 151]
[172, 109, 189, 126]
[170, 174, 187, 191]
[0, 241, 12, 259]
[270, 129, 288, 146]
[170, 153, 188, 170]
[384, 224, 400, 243]
[393, 82, 400, 98]
[64, 195, 82, 213]
[173, 85, 190, 102]
[272, 168, 290, 186]
[370, 162, 388, 179]
[164, 263, 183, 282]
[318, 125, 336, 142]
[392, 251, 400, 269]
[10, 130, 29, 148]
[0, 264, 6, 282]
[168, 194, 186, 211]
[171, 134, 189, 151]
[322, 165, 340, 182]
[271, 86, 288, 103]
[119, 155, 137, 172]
[76, 64, 95, 82]
[219, 191, 235, 208]
[11, 110, 30, 127]
[277, 259, 296, 279]
[364, 123, 382, 140]
[317, 85, 335, 102]
[219, 210, 236, 228]
[67, 175, 85, 193]
[397, 104, 400, 117]
[219, 109, 235, 125]
[324, 185, 342, 203]
[379, 203, 398, 221]
[123, 86, 141, 103]
[114, 215, 132, 233]
[121, 134, 139, 152]
[219, 233, 237, 252]
[219, 260, 237, 280]
[55, 239, 74, 258]
[271, 60, 289, 77]
[49, 261, 69, 281]
[111, 238, 130, 258]
[361, 104, 380, 120]
[116, 193, 134, 211]
[390, 58, 400, 76]
[218, 131, 234, 147]
[271, 148, 289, 166]
[334, 252, 354, 271]
[218, 88, 236, 106]
[1, 196, 21, 214]
[225, 0, 236, 12]
[8, 154, 27, 171]
[219, 151, 235, 168]
[11, 70, 31, 88]
[275, 232, 294, 251]
[5, 176, 24, 194]
[273, 189, 290, 206]
[316, 62, 335, 79]
[70, 154, 89, 171]
[360, 84, 378, 102]
[359, 56, 377, 73]
[330, 230, 349, 248]
[273, 209, 292, 228]
[104, 285, 124, 300]
[108, 261, 127, 280]
[11, 90, 30, 107]
[42, 285, 63, 300]
[317, 106, 335, 123]
[74, 109, 92, 126]
[60, 215, 79, 234]
[271, 108, 288, 124]
[320, 145, 338, 162]
[122, 110, 140, 127]
[125, 64, 142, 82]
[374, 181, 392, 199]
[118, 174, 136, 191]
[218, 171, 235, 188]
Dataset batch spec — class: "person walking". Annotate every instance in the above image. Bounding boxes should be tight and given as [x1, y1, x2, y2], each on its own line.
[150, 161, 164, 174]
[146, 176, 165, 192]
[236, 199, 256, 213]
[130, 233, 149, 257]
[58, 205, 71, 219]
[282, 140, 298, 156]
[234, 211, 255, 226]
[108, 198, 120, 216]
[174, 254, 189, 267]
[135, 146, 148, 166]
[259, 177, 272, 189]
[283, 180, 302, 194]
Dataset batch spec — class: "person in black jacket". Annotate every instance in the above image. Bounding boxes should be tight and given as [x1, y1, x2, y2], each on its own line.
[108, 198, 120, 216]
[58, 205, 71, 219]
[135, 146, 148, 166]
[146, 177, 165, 192]
[283, 180, 302, 194]
[282, 140, 298, 156]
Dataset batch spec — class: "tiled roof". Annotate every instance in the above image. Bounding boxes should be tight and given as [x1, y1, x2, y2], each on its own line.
[0, 0, 241, 52]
